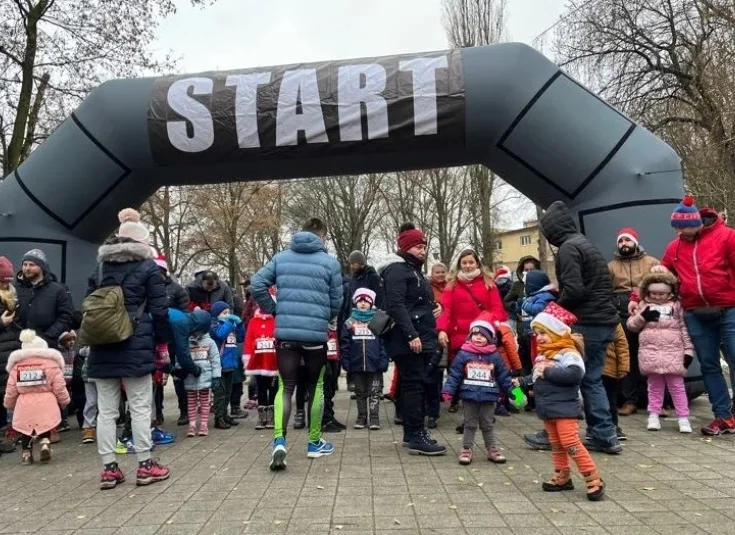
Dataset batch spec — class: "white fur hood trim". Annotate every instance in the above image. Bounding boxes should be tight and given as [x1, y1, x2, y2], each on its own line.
[7, 347, 65, 373]
[97, 241, 154, 263]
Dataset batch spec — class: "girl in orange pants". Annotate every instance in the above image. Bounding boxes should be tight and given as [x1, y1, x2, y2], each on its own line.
[515, 303, 605, 501]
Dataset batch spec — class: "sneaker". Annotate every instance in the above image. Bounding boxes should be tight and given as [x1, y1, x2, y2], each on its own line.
[616, 427, 627, 441]
[136, 459, 170, 486]
[427, 417, 438, 429]
[39, 438, 51, 463]
[58, 420, 71, 433]
[186, 426, 197, 438]
[369, 420, 380, 430]
[647, 413, 661, 431]
[270, 437, 288, 471]
[458, 447, 473, 465]
[322, 420, 345, 433]
[151, 427, 176, 445]
[583, 437, 623, 455]
[354, 417, 367, 430]
[487, 446, 506, 464]
[678, 417, 692, 434]
[197, 426, 209, 437]
[82, 428, 96, 444]
[114, 439, 135, 455]
[100, 463, 125, 490]
[523, 430, 551, 450]
[701, 416, 735, 436]
[407, 432, 447, 456]
[307, 439, 335, 458]
[402, 430, 439, 447]
[21, 450, 33, 465]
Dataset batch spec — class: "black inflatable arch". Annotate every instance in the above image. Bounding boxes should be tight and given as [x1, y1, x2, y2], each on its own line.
[0, 43, 683, 300]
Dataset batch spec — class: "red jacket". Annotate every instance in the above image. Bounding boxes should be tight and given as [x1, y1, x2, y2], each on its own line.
[437, 277, 508, 352]
[661, 210, 735, 310]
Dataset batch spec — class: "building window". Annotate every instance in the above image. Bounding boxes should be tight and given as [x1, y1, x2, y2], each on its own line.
[495, 240, 502, 250]
[520, 235, 532, 246]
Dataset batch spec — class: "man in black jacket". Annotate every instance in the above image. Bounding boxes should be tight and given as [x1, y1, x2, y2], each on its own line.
[525, 202, 622, 454]
[15, 249, 73, 348]
[379, 224, 446, 456]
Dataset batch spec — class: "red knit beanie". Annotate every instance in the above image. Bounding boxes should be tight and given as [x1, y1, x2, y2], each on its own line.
[0, 256, 14, 282]
[397, 223, 427, 252]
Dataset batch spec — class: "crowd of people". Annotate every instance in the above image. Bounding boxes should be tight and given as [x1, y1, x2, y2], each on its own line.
[0, 194, 733, 503]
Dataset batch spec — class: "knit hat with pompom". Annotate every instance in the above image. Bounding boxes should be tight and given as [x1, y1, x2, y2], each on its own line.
[671, 195, 702, 228]
[20, 329, 48, 350]
[117, 208, 150, 244]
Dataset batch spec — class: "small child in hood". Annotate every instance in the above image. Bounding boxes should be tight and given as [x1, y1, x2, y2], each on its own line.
[515, 303, 605, 501]
[494, 266, 513, 301]
[184, 328, 221, 437]
[519, 270, 558, 337]
[209, 301, 245, 429]
[245, 297, 278, 430]
[340, 288, 388, 430]
[602, 324, 630, 441]
[4, 330, 70, 464]
[626, 272, 692, 433]
[57, 330, 77, 432]
[442, 316, 512, 465]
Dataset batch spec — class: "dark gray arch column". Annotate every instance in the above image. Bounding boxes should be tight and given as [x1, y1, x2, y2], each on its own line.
[0, 43, 682, 300]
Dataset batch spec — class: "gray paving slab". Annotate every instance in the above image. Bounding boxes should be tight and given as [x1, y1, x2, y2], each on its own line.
[2, 373, 735, 534]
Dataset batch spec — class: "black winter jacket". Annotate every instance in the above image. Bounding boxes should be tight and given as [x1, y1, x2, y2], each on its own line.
[539, 202, 618, 325]
[0, 300, 20, 396]
[164, 276, 190, 311]
[15, 270, 73, 348]
[86, 239, 170, 379]
[378, 252, 438, 356]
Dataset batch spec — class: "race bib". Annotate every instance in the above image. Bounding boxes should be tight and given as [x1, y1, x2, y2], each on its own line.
[226, 332, 237, 346]
[191, 347, 209, 361]
[63, 364, 74, 379]
[18, 366, 47, 386]
[464, 363, 496, 388]
[327, 339, 337, 352]
[353, 326, 375, 339]
[256, 338, 275, 351]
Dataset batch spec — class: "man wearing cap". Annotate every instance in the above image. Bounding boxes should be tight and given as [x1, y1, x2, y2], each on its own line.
[15, 248, 73, 349]
[608, 228, 659, 417]
[378, 223, 447, 456]
[644, 196, 735, 436]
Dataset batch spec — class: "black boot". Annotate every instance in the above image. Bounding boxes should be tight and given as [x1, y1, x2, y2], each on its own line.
[177, 411, 189, 426]
[293, 410, 306, 430]
[214, 417, 231, 429]
[224, 415, 239, 426]
[406, 430, 447, 456]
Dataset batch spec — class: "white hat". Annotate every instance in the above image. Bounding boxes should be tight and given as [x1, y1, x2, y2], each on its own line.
[353, 287, 376, 306]
[20, 329, 48, 350]
[117, 208, 150, 244]
[531, 312, 571, 337]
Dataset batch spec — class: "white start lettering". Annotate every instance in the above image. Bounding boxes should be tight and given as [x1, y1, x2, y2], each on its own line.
[164, 55, 450, 152]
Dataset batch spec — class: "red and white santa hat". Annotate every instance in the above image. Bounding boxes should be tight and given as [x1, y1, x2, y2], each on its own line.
[353, 287, 376, 306]
[531, 302, 578, 338]
[616, 227, 639, 248]
[154, 254, 168, 272]
[469, 312, 496, 341]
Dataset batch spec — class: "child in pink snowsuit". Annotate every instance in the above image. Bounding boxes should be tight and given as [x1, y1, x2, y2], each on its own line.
[627, 272, 693, 433]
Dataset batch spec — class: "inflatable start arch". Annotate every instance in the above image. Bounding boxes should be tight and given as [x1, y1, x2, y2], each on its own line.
[0, 43, 682, 299]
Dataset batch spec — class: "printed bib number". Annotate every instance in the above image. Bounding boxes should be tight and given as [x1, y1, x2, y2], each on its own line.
[18, 367, 47, 386]
[256, 338, 275, 351]
[191, 347, 209, 361]
[465, 363, 495, 388]
[63, 364, 74, 379]
[226, 332, 237, 346]
[327, 339, 337, 352]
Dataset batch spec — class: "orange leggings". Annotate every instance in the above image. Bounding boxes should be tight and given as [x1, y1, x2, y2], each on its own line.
[543, 418, 597, 475]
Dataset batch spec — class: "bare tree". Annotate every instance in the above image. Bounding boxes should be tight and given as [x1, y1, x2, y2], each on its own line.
[555, 0, 735, 214]
[0, 0, 218, 175]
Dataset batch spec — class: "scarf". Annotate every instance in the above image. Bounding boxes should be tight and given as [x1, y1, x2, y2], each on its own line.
[536, 328, 582, 359]
[458, 269, 481, 282]
[460, 341, 498, 354]
[351, 307, 375, 322]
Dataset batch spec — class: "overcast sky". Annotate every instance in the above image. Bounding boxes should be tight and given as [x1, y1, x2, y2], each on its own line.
[155, 0, 567, 73]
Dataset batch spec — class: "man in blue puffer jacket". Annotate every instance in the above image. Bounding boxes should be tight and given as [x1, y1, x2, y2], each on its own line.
[251, 218, 343, 471]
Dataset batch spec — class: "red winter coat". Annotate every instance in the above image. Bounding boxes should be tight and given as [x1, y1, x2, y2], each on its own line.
[244, 312, 277, 376]
[661, 210, 735, 310]
[437, 276, 508, 354]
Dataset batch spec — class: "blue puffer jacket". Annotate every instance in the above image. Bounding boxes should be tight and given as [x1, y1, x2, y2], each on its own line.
[183, 334, 221, 391]
[251, 231, 343, 343]
[442, 345, 513, 404]
[87, 240, 170, 379]
[340, 319, 388, 374]
[168, 308, 212, 377]
[519, 270, 558, 335]
[210, 316, 245, 371]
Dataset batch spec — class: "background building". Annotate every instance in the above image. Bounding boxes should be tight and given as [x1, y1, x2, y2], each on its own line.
[494, 220, 556, 281]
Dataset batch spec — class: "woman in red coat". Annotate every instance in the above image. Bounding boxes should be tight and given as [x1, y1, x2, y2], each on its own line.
[437, 249, 508, 411]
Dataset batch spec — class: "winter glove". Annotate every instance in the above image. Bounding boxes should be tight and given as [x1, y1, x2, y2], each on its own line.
[641, 307, 660, 322]
[228, 314, 242, 325]
[684, 354, 694, 369]
[211, 378, 222, 391]
[442, 392, 453, 402]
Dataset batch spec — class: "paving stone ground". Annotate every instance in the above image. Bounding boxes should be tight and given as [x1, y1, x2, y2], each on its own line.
[2, 371, 735, 535]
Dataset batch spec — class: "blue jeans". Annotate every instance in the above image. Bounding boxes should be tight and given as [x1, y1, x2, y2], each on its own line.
[683, 308, 735, 420]
[573, 325, 617, 446]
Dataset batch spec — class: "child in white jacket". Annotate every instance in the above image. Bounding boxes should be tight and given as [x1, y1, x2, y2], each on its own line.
[182, 332, 221, 437]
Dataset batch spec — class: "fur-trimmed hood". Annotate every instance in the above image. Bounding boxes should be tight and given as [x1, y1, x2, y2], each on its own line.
[97, 239, 154, 264]
[6, 347, 64, 373]
[639, 271, 678, 298]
